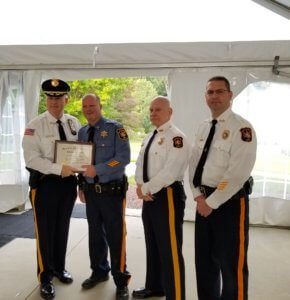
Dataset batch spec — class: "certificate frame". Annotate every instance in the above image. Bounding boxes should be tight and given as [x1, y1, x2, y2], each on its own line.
[54, 140, 95, 171]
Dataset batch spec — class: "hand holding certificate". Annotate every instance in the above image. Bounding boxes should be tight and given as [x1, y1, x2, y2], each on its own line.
[54, 141, 95, 172]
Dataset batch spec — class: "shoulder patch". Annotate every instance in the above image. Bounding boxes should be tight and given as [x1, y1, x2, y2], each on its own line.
[24, 128, 35, 136]
[240, 128, 252, 142]
[117, 128, 128, 140]
[173, 136, 183, 148]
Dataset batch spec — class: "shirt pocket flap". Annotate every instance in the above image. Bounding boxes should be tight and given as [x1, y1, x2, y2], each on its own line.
[213, 140, 231, 152]
[96, 140, 114, 148]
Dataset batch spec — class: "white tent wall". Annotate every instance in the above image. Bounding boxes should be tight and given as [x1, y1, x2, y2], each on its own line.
[0, 41, 290, 226]
[0, 71, 31, 212]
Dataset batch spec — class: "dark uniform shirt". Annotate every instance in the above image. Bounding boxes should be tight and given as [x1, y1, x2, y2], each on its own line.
[78, 117, 130, 183]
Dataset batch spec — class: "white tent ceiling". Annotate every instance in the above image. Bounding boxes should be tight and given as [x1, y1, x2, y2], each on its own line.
[1, 41, 290, 70]
[0, 0, 289, 45]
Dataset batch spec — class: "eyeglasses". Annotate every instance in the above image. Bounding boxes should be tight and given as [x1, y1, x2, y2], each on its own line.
[206, 89, 229, 95]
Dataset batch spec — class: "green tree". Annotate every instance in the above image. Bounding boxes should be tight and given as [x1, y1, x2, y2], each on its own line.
[145, 76, 168, 96]
[38, 76, 167, 138]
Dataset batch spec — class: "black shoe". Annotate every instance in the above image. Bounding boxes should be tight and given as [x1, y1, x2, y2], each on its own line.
[116, 286, 129, 299]
[40, 282, 55, 299]
[54, 270, 73, 284]
[81, 273, 109, 289]
[132, 287, 165, 299]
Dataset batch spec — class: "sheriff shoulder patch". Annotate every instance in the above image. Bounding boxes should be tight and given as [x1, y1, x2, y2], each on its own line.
[240, 127, 252, 142]
[24, 128, 35, 136]
[173, 136, 183, 148]
[117, 128, 128, 140]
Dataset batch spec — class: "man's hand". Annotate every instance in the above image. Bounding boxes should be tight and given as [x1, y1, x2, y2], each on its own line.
[136, 184, 154, 201]
[61, 165, 77, 177]
[78, 190, 86, 203]
[195, 195, 213, 217]
[82, 165, 97, 178]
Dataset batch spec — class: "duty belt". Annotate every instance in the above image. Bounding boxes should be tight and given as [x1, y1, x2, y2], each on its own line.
[88, 181, 124, 194]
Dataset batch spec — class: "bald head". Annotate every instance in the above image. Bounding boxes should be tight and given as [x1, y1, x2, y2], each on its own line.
[82, 93, 102, 125]
[150, 96, 172, 128]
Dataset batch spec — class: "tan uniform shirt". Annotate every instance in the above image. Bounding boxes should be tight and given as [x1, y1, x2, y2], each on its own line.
[22, 111, 81, 175]
[189, 108, 257, 209]
[135, 120, 191, 195]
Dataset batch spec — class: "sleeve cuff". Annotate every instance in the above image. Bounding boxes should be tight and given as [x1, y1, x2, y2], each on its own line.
[141, 183, 150, 195]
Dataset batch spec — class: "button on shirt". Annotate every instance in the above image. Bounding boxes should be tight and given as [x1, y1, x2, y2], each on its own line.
[78, 117, 130, 183]
[22, 111, 81, 175]
[189, 108, 257, 209]
[135, 120, 191, 195]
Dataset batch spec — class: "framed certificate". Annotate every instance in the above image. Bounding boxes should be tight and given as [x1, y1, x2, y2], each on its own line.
[54, 140, 94, 171]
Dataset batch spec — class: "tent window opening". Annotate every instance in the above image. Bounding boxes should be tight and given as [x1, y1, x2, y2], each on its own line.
[233, 81, 290, 200]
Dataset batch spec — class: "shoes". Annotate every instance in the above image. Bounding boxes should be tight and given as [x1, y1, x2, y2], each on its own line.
[82, 273, 109, 289]
[132, 287, 165, 299]
[54, 270, 73, 284]
[116, 286, 129, 299]
[40, 282, 55, 299]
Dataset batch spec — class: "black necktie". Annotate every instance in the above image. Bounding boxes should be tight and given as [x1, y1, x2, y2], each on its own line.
[143, 130, 158, 183]
[87, 126, 95, 143]
[56, 120, 67, 141]
[193, 119, 217, 187]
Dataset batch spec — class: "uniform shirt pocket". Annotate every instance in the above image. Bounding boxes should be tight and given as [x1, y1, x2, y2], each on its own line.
[95, 139, 114, 161]
[212, 140, 231, 167]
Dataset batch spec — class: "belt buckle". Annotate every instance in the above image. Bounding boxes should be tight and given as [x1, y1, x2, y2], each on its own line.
[199, 186, 206, 197]
[95, 184, 102, 193]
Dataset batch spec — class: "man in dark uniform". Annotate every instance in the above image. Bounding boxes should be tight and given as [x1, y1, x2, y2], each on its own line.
[133, 96, 191, 300]
[78, 94, 131, 300]
[22, 79, 81, 299]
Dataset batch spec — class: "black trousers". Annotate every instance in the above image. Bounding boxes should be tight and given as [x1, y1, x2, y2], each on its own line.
[31, 175, 77, 284]
[195, 192, 249, 300]
[142, 183, 186, 300]
[84, 189, 131, 288]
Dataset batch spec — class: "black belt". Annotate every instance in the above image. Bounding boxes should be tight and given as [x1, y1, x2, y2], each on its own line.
[88, 181, 124, 194]
[199, 177, 253, 198]
[199, 185, 249, 198]
[199, 185, 216, 197]
[170, 181, 183, 188]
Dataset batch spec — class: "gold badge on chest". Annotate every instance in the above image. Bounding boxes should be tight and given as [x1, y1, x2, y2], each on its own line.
[158, 137, 165, 145]
[222, 130, 230, 140]
[100, 130, 108, 138]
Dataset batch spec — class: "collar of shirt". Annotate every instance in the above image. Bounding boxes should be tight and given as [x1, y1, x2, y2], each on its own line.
[216, 107, 232, 124]
[86, 116, 106, 132]
[156, 120, 172, 133]
[46, 111, 66, 124]
[205, 107, 232, 126]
